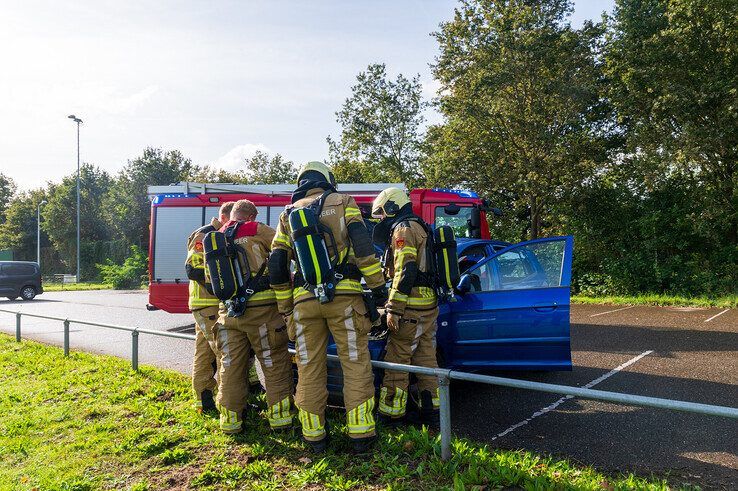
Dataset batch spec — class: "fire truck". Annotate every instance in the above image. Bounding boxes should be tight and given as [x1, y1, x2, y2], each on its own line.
[146, 182, 491, 313]
[147, 182, 573, 370]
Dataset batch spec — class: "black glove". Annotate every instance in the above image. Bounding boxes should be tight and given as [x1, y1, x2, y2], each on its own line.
[371, 286, 388, 307]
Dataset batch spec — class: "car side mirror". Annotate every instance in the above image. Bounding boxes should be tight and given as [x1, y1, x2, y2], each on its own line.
[456, 274, 472, 294]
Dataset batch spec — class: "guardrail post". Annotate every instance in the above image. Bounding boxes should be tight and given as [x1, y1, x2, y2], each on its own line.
[131, 330, 139, 371]
[438, 372, 452, 461]
[15, 312, 21, 342]
[63, 320, 70, 357]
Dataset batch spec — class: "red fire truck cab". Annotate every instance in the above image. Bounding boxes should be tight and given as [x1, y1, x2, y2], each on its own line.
[146, 182, 491, 313]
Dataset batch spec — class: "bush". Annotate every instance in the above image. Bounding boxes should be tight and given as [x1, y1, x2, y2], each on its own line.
[96, 245, 147, 290]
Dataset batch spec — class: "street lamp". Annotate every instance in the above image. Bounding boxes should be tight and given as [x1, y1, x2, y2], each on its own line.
[37, 200, 47, 267]
[67, 114, 83, 283]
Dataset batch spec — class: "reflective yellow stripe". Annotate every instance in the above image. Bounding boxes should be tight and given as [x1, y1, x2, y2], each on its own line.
[274, 288, 292, 300]
[268, 396, 292, 428]
[398, 246, 417, 256]
[248, 289, 276, 302]
[439, 227, 452, 287]
[379, 387, 407, 417]
[347, 398, 376, 435]
[218, 404, 242, 432]
[274, 232, 291, 246]
[407, 296, 437, 307]
[389, 290, 408, 302]
[293, 279, 363, 299]
[298, 408, 325, 438]
[359, 262, 382, 276]
[345, 207, 361, 218]
[335, 280, 362, 292]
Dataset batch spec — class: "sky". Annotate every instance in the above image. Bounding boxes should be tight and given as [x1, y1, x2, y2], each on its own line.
[0, 0, 615, 190]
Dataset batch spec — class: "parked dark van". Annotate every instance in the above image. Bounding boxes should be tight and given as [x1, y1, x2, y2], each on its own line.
[0, 261, 43, 300]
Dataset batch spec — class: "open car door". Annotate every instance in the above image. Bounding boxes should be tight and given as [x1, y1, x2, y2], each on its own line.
[441, 236, 573, 371]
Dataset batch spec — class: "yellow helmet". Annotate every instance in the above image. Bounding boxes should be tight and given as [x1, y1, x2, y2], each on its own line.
[372, 187, 410, 217]
[297, 161, 334, 185]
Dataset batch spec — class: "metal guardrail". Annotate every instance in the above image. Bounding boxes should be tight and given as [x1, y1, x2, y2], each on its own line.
[3, 307, 737, 461]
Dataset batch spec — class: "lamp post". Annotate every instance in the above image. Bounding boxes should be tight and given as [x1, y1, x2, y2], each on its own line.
[37, 200, 47, 266]
[67, 114, 83, 283]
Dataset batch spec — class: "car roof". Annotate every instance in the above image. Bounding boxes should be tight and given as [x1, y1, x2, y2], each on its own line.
[0, 261, 39, 266]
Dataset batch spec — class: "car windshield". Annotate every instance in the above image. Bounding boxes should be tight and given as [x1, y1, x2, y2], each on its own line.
[434, 206, 473, 238]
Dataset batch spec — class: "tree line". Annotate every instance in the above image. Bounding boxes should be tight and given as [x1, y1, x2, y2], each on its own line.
[1, 0, 735, 296]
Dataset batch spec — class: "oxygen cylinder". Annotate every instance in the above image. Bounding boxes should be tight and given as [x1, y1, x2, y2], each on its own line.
[433, 225, 460, 292]
[288, 207, 335, 303]
[203, 231, 239, 302]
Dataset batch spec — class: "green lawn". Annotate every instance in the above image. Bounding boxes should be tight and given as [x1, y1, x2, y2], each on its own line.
[1, 334, 679, 490]
[572, 294, 737, 309]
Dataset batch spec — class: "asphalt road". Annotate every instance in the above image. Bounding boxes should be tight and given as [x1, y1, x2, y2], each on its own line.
[1, 292, 736, 488]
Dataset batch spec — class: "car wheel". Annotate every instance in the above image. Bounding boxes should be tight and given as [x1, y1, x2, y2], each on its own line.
[20, 286, 36, 301]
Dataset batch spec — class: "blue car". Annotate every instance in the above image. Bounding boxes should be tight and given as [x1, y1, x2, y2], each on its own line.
[315, 235, 575, 398]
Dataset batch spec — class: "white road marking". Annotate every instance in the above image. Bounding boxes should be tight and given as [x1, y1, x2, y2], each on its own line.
[490, 350, 654, 441]
[589, 305, 634, 317]
[704, 309, 729, 323]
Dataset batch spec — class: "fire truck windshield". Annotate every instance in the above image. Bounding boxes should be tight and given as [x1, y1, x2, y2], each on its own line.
[435, 205, 474, 237]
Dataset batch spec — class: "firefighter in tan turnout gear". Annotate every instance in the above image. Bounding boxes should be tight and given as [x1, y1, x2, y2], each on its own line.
[268, 161, 388, 453]
[213, 199, 294, 434]
[184, 202, 233, 412]
[372, 187, 440, 427]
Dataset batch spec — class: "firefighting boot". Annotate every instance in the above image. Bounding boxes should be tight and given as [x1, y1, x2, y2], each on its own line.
[419, 390, 440, 430]
[201, 389, 216, 413]
[351, 435, 376, 455]
[377, 412, 406, 429]
[303, 423, 330, 454]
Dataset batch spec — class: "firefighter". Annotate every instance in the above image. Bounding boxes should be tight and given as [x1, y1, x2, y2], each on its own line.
[213, 199, 294, 434]
[268, 161, 388, 454]
[372, 187, 440, 427]
[185, 205, 229, 413]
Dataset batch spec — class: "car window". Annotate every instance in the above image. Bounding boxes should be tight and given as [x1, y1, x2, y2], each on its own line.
[467, 240, 566, 291]
[461, 244, 488, 257]
[467, 261, 494, 292]
[434, 206, 473, 238]
[2, 264, 36, 275]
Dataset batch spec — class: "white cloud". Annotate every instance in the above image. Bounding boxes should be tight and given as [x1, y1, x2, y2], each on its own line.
[214, 144, 272, 171]
[421, 78, 443, 99]
[101, 85, 160, 115]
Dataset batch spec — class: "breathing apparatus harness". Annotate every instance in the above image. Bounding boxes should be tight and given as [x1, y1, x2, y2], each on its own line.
[203, 221, 269, 317]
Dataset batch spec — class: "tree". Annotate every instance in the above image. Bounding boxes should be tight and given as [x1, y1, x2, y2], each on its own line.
[106, 147, 194, 248]
[428, 0, 613, 239]
[188, 151, 297, 184]
[328, 63, 426, 185]
[243, 151, 297, 184]
[42, 164, 114, 277]
[0, 173, 15, 224]
[0, 189, 47, 261]
[605, 0, 738, 246]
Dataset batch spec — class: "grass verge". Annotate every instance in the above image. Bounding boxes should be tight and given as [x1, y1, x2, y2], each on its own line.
[43, 282, 113, 292]
[572, 294, 737, 309]
[1, 334, 678, 491]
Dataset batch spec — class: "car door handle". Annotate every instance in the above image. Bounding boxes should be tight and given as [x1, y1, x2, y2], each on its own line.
[533, 303, 558, 312]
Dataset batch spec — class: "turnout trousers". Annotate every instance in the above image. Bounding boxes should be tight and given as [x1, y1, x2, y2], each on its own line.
[289, 295, 376, 442]
[215, 304, 293, 433]
[192, 306, 219, 410]
[379, 307, 440, 419]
